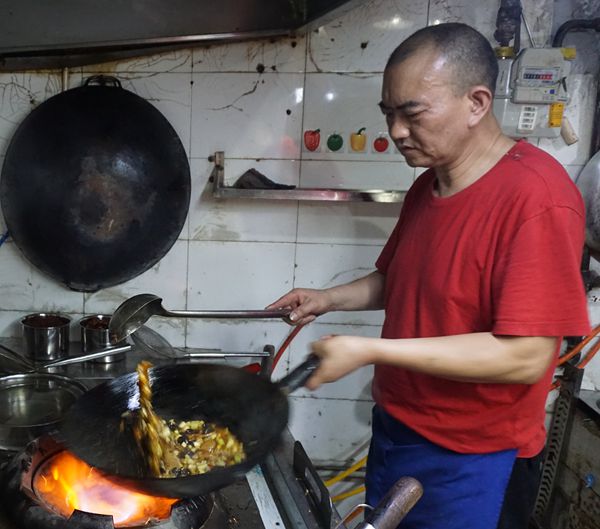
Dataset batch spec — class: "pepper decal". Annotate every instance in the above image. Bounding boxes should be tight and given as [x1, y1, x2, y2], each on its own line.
[327, 132, 344, 152]
[350, 127, 367, 152]
[304, 129, 321, 151]
[373, 135, 389, 153]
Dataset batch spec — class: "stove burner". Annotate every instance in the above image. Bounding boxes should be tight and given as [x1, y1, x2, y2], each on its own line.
[0, 436, 228, 529]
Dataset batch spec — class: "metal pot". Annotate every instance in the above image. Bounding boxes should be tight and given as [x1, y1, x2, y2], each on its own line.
[79, 314, 125, 364]
[0, 373, 87, 451]
[21, 313, 70, 362]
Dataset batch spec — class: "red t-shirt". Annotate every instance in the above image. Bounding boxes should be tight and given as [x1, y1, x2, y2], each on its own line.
[374, 140, 590, 457]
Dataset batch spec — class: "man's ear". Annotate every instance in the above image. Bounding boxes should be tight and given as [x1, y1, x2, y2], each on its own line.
[466, 85, 493, 127]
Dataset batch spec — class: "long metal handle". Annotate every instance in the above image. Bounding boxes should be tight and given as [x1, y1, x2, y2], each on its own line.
[357, 477, 423, 529]
[182, 351, 270, 358]
[41, 345, 132, 368]
[164, 308, 292, 320]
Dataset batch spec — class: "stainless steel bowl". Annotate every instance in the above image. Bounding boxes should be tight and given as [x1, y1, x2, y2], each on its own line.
[0, 373, 87, 451]
[21, 313, 71, 362]
[79, 314, 126, 363]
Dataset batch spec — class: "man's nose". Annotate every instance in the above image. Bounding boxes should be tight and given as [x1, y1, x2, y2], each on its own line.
[388, 117, 409, 141]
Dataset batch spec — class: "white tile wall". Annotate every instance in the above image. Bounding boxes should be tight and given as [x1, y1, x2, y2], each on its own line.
[0, 0, 599, 469]
[0, 72, 62, 157]
[190, 72, 304, 159]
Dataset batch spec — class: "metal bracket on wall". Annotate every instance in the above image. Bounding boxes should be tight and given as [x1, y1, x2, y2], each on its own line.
[209, 151, 406, 203]
[531, 363, 584, 528]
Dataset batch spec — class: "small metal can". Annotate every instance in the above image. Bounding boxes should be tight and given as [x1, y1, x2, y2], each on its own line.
[79, 315, 125, 363]
[21, 313, 71, 362]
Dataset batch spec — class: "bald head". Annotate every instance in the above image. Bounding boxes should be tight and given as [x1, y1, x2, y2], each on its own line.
[386, 23, 498, 96]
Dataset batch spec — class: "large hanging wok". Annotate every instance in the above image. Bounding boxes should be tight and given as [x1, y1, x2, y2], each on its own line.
[58, 357, 320, 498]
[0, 76, 190, 292]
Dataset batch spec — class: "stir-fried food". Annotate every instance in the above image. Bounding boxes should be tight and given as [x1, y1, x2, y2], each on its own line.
[130, 361, 246, 478]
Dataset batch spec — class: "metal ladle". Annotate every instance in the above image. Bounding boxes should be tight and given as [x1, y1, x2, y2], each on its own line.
[108, 293, 292, 343]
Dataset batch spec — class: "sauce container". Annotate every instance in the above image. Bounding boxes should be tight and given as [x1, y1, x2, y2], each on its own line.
[21, 313, 70, 362]
[79, 314, 125, 363]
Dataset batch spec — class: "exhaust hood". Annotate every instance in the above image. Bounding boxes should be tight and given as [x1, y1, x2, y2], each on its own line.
[0, 0, 358, 71]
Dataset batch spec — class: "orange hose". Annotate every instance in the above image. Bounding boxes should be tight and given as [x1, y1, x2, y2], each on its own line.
[577, 335, 600, 369]
[243, 323, 306, 374]
[272, 324, 305, 370]
[558, 324, 600, 366]
[549, 379, 561, 391]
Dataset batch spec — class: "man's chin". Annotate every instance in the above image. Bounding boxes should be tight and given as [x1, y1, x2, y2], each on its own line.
[401, 151, 430, 168]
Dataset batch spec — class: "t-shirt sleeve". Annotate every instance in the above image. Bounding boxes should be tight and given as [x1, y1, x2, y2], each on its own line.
[492, 205, 590, 336]
[376, 217, 402, 274]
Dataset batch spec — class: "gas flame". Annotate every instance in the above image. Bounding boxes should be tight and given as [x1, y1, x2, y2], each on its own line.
[34, 451, 177, 527]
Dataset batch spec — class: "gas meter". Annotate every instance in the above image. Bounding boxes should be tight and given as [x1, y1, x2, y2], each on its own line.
[493, 48, 573, 138]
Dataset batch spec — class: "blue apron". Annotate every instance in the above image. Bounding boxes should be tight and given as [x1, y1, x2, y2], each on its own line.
[365, 406, 517, 529]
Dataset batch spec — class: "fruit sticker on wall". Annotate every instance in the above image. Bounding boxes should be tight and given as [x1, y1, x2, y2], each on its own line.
[350, 127, 367, 152]
[304, 129, 321, 152]
[326, 132, 344, 152]
[372, 134, 391, 153]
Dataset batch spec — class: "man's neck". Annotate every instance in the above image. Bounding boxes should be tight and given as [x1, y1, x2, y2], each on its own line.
[433, 127, 515, 198]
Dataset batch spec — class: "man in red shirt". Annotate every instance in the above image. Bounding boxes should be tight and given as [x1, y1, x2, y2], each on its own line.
[268, 23, 589, 529]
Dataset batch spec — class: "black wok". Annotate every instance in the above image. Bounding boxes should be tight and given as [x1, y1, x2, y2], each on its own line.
[58, 356, 319, 498]
[0, 75, 190, 292]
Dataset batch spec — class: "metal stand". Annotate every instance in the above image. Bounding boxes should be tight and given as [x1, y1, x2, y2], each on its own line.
[531, 363, 584, 528]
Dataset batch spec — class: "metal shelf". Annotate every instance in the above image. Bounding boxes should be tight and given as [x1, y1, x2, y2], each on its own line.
[209, 151, 406, 203]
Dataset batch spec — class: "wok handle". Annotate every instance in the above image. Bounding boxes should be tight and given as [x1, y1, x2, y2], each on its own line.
[358, 477, 423, 529]
[84, 75, 122, 88]
[277, 354, 320, 395]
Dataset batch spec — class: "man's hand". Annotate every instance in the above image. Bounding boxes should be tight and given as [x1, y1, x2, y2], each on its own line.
[267, 271, 386, 326]
[306, 335, 374, 390]
[266, 288, 334, 325]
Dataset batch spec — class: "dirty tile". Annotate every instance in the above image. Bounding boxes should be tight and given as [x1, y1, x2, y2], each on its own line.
[189, 157, 299, 243]
[427, 0, 497, 42]
[190, 72, 304, 159]
[520, 0, 554, 48]
[0, 72, 62, 157]
[307, 0, 428, 73]
[287, 321, 377, 400]
[0, 241, 85, 313]
[288, 397, 373, 463]
[293, 243, 386, 326]
[83, 239, 188, 315]
[192, 35, 307, 73]
[81, 49, 193, 74]
[187, 240, 295, 309]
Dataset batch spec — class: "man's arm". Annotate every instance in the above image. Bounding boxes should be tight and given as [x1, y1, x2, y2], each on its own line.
[306, 333, 558, 390]
[267, 271, 385, 325]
